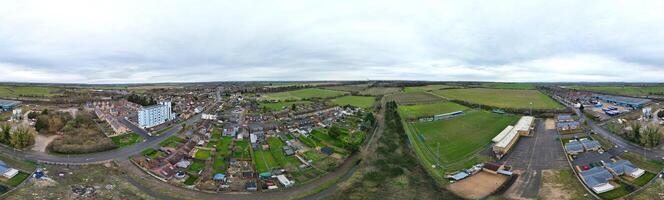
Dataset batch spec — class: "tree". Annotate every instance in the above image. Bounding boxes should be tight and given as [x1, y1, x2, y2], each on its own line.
[329, 126, 344, 138]
[643, 126, 662, 148]
[0, 123, 11, 144]
[41, 108, 49, 115]
[579, 103, 584, 111]
[35, 115, 49, 132]
[631, 122, 642, 143]
[27, 111, 38, 120]
[10, 126, 35, 149]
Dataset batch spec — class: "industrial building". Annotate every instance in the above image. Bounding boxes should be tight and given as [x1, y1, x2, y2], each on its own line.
[0, 99, 21, 112]
[492, 116, 535, 159]
[593, 95, 650, 109]
[138, 101, 176, 128]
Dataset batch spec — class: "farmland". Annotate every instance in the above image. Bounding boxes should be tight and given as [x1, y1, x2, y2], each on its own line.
[0, 85, 61, 98]
[433, 88, 563, 109]
[404, 110, 519, 178]
[398, 101, 469, 120]
[385, 92, 444, 105]
[323, 84, 370, 92]
[568, 85, 664, 97]
[259, 88, 346, 101]
[358, 87, 401, 96]
[480, 82, 536, 89]
[404, 85, 460, 93]
[330, 96, 375, 109]
[260, 101, 311, 111]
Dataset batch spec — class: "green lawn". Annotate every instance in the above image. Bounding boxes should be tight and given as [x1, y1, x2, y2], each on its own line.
[330, 96, 375, 109]
[188, 160, 205, 173]
[404, 85, 460, 93]
[194, 149, 211, 160]
[4, 172, 30, 187]
[303, 150, 323, 162]
[266, 137, 294, 168]
[598, 181, 634, 200]
[433, 88, 563, 109]
[630, 172, 656, 186]
[233, 140, 251, 159]
[159, 135, 184, 147]
[397, 101, 468, 119]
[253, 149, 279, 173]
[298, 136, 321, 148]
[110, 132, 142, 147]
[0, 85, 60, 98]
[216, 136, 234, 156]
[212, 154, 226, 174]
[184, 175, 198, 185]
[310, 129, 344, 148]
[480, 82, 536, 89]
[259, 88, 347, 101]
[261, 101, 311, 111]
[407, 110, 519, 169]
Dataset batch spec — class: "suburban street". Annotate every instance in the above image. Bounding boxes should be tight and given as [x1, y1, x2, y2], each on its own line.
[0, 114, 201, 164]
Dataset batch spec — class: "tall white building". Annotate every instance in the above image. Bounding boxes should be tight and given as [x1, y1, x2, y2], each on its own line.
[138, 101, 176, 128]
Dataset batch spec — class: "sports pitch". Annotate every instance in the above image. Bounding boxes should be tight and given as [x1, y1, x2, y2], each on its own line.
[259, 88, 346, 101]
[398, 101, 468, 119]
[404, 110, 518, 178]
[433, 88, 563, 109]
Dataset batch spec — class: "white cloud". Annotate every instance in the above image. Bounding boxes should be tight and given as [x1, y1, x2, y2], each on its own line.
[0, 0, 663, 83]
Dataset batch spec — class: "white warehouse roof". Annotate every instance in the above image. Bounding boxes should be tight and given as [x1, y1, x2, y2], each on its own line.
[494, 126, 519, 149]
[492, 125, 515, 143]
[514, 116, 535, 132]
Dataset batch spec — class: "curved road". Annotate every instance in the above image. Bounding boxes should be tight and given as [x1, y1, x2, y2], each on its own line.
[0, 114, 201, 164]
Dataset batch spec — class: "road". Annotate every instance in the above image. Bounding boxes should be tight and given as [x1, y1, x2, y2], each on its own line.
[0, 114, 201, 164]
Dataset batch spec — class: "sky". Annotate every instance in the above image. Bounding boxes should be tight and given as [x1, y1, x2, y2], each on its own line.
[1, 0, 664, 83]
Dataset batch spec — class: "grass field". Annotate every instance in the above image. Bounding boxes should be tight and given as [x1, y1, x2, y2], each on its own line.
[259, 88, 346, 101]
[253, 149, 279, 173]
[568, 85, 664, 97]
[188, 160, 205, 174]
[323, 84, 370, 92]
[215, 136, 233, 155]
[110, 132, 142, 147]
[0, 85, 61, 98]
[233, 140, 251, 159]
[480, 82, 536, 89]
[358, 87, 402, 96]
[404, 85, 460, 93]
[266, 137, 299, 168]
[212, 154, 226, 174]
[433, 88, 563, 109]
[194, 149, 211, 160]
[310, 129, 344, 148]
[385, 92, 444, 105]
[398, 101, 468, 119]
[260, 101, 311, 111]
[404, 110, 519, 178]
[330, 96, 375, 109]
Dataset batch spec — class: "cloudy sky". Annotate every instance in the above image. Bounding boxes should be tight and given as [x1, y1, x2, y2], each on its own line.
[1, 0, 664, 83]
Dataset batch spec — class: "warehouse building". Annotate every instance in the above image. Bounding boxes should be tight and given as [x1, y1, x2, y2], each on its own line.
[492, 116, 535, 159]
[593, 95, 650, 109]
[0, 99, 21, 112]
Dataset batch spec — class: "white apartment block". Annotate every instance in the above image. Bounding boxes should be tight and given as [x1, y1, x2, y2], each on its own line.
[138, 101, 176, 128]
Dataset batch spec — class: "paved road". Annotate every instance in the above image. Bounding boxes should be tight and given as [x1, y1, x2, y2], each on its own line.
[0, 114, 201, 164]
[120, 118, 151, 138]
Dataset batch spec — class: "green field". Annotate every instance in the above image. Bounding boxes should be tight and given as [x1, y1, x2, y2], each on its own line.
[110, 132, 142, 147]
[215, 136, 233, 155]
[384, 92, 444, 105]
[433, 88, 563, 109]
[404, 85, 460, 93]
[5, 172, 30, 187]
[398, 101, 468, 119]
[598, 181, 634, 200]
[194, 149, 211, 160]
[568, 85, 664, 97]
[266, 137, 300, 168]
[311, 129, 344, 148]
[259, 88, 346, 101]
[631, 172, 656, 186]
[0, 85, 61, 98]
[358, 87, 402, 96]
[480, 82, 536, 89]
[253, 149, 279, 173]
[188, 160, 205, 173]
[233, 140, 251, 159]
[261, 101, 311, 110]
[404, 110, 519, 178]
[330, 96, 375, 109]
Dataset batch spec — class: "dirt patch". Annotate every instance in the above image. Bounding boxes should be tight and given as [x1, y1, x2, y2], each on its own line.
[545, 119, 555, 130]
[31, 134, 59, 152]
[537, 169, 586, 200]
[448, 171, 508, 199]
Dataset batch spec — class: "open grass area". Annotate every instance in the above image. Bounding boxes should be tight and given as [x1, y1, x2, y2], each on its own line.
[184, 175, 198, 185]
[433, 88, 563, 109]
[110, 132, 142, 147]
[212, 154, 226, 174]
[159, 135, 184, 147]
[232, 140, 251, 159]
[259, 88, 346, 101]
[266, 137, 298, 168]
[260, 101, 311, 111]
[298, 135, 321, 148]
[323, 84, 370, 92]
[188, 160, 205, 174]
[303, 150, 323, 162]
[397, 101, 468, 119]
[215, 136, 233, 156]
[330, 96, 375, 109]
[0, 85, 61, 98]
[480, 82, 536, 89]
[194, 148, 211, 160]
[598, 181, 634, 200]
[311, 129, 344, 148]
[384, 92, 443, 105]
[404, 85, 460, 93]
[568, 85, 664, 97]
[253, 149, 279, 173]
[405, 110, 519, 176]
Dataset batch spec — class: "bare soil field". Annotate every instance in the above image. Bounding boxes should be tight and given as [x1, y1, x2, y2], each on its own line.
[384, 92, 443, 105]
[448, 171, 508, 199]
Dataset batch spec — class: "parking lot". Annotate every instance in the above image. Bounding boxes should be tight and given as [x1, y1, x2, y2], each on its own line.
[503, 119, 568, 199]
